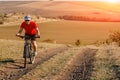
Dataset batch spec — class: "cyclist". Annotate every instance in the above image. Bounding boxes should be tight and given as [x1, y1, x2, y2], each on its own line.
[16, 15, 40, 63]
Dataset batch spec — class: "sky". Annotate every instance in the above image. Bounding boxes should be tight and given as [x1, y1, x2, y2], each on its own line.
[0, 0, 118, 1]
[0, 0, 120, 3]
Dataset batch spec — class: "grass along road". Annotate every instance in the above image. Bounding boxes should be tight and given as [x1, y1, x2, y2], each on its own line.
[0, 39, 64, 60]
[91, 45, 120, 80]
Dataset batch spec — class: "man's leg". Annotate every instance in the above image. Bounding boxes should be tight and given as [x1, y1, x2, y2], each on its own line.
[32, 40, 38, 55]
[31, 40, 37, 64]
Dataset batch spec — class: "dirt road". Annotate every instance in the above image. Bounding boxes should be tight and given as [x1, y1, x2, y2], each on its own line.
[0, 47, 98, 80]
[54, 48, 98, 80]
[0, 46, 68, 80]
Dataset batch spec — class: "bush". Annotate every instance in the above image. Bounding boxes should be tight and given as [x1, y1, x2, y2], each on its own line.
[0, 21, 4, 24]
[36, 15, 40, 19]
[42, 39, 56, 43]
[105, 39, 112, 45]
[109, 31, 120, 46]
[75, 40, 81, 46]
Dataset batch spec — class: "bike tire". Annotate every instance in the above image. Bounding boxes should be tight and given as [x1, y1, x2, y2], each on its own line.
[24, 45, 28, 68]
[29, 44, 35, 64]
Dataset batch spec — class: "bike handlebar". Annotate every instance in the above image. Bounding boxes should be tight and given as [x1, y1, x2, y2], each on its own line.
[18, 35, 24, 39]
[17, 35, 40, 39]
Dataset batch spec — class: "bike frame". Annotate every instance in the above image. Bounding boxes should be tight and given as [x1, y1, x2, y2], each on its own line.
[23, 39, 33, 68]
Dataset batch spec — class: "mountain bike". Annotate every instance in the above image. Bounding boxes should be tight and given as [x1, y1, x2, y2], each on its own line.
[18, 35, 40, 68]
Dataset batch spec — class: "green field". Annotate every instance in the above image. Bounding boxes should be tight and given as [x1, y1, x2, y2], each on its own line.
[0, 20, 120, 44]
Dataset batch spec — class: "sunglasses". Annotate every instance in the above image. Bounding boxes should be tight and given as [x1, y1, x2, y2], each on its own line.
[25, 20, 30, 21]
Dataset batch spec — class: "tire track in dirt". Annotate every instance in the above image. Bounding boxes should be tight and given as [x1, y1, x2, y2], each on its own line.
[54, 48, 98, 80]
[1, 46, 69, 80]
[0, 70, 8, 80]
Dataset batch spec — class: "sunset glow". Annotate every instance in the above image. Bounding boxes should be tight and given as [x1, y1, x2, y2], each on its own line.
[105, 0, 119, 3]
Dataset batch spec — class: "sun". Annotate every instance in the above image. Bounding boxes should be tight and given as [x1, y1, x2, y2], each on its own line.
[105, 0, 119, 3]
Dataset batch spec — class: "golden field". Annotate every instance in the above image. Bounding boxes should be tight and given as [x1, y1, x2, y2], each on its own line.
[0, 20, 120, 44]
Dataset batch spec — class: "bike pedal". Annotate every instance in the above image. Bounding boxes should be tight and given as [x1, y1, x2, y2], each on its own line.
[29, 62, 32, 64]
[32, 53, 35, 56]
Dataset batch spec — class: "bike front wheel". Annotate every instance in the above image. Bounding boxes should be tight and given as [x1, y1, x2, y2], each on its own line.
[23, 45, 29, 68]
[29, 45, 35, 64]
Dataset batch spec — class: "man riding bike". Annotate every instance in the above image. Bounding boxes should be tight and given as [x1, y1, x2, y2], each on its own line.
[16, 15, 40, 63]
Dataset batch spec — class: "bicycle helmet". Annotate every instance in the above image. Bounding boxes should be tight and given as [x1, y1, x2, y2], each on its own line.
[24, 15, 31, 21]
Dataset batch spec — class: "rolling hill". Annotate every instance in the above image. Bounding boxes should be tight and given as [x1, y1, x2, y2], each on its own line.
[0, 1, 120, 19]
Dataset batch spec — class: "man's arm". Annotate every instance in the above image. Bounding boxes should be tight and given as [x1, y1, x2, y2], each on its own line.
[16, 27, 23, 36]
[36, 28, 40, 37]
